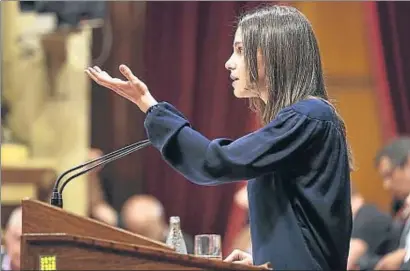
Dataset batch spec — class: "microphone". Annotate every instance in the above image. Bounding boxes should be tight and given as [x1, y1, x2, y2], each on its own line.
[50, 139, 151, 208]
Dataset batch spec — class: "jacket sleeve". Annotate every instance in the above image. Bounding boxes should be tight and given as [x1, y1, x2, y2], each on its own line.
[144, 102, 322, 186]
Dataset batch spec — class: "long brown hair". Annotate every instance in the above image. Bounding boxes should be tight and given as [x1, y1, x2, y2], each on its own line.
[238, 5, 354, 170]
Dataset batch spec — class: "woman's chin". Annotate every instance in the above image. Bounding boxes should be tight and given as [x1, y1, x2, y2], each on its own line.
[233, 88, 254, 99]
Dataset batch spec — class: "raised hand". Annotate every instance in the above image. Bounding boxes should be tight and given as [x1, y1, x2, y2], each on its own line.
[85, 65, 157, 113]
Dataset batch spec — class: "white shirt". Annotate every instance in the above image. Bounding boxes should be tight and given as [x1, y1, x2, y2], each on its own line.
[403, 218, 410, 262]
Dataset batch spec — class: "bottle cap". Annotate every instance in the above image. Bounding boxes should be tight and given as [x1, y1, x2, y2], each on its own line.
[169, 216, 180, 224]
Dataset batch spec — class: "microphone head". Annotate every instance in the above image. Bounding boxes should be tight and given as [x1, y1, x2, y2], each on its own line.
[50, 191, 63, 208]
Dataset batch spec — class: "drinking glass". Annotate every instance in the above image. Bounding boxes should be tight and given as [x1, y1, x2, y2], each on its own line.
[194, 234, 222, 260]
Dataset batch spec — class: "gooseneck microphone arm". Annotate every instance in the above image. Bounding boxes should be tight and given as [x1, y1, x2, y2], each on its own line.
[50, 139, 151, 208]
[53, 139, 150, 191]
[59, 141, 151, 194]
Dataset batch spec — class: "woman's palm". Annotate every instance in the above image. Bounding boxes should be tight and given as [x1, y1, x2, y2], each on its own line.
[86, 65, 149, 105]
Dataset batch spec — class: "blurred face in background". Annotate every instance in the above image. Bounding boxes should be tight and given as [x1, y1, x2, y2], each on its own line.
[88, 148, 104, 174]
[378, 156, 410, 200]
[4, 209, 22, 270]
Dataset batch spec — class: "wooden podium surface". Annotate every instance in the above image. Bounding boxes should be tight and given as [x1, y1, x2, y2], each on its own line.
[21, 199, 266, 270]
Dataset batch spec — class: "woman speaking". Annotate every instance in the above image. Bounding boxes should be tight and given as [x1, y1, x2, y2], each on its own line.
[86, 5, 353, 270]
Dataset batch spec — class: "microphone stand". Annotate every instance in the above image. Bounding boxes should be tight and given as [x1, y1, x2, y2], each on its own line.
[50, 139, 151, 208]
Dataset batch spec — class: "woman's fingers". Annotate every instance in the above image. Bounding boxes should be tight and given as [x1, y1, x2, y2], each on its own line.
[258, 262, 273, 270]
[86, 67, 108, 84]
[87, 67, 114, 85]
[87, 65, 142, 92]
[223, 249, 243, 262]
[85, 69, 122, 95]
[85, 69, 96, 81]
[119, 64, 142, 88]
[93, 66, 102, 72]
[86, 67, 128, 89]
[85, 65, 148, 105]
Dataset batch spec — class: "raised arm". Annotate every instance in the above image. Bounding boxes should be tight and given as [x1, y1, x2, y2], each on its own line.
[85, 65, 326, 186]
[144, 102, 323, 185]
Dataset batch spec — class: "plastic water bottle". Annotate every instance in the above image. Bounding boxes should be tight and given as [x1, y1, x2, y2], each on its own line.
[165, 216, 188, 254]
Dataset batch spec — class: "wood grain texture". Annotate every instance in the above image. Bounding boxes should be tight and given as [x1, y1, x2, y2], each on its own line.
[21, 199, 170, 250]
[22, 233, 265, 270]
[21, 199, 268, 270]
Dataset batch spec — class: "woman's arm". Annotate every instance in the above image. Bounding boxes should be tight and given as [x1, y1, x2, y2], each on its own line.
[85, 65, 327, 185]
[145, 102, 323, 185]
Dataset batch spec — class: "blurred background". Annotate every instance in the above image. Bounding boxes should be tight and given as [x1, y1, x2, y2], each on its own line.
[1, 0, 410, 267]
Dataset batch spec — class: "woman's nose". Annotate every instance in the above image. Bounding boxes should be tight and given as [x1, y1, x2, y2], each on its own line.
[225, 56, 235, 71]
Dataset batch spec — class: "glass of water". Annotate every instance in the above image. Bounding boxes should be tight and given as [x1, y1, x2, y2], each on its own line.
[194, 234, 222, 260]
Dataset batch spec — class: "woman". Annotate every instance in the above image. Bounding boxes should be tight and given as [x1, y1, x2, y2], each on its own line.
[86, 5, 353, 270]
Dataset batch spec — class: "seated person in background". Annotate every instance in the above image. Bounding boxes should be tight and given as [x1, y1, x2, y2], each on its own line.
[398, 196, 410, 270]
[88, 148, 119, 226]
[373, 137, 410, 270]
[121, 195, 194, 254]
[392, 198, 406, 219]
[348, 186, 397, 270]
[1, 207, 22, 271]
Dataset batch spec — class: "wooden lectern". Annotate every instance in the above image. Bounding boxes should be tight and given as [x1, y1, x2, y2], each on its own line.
[21, 199, 265, 270]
